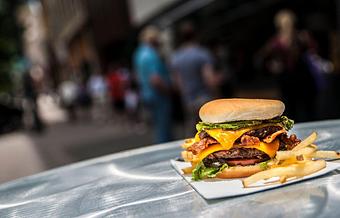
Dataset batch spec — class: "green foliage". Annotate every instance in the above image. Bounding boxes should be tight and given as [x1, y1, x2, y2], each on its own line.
[0, 0, 22, 92]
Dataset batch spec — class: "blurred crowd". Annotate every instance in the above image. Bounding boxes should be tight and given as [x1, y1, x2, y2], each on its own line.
[132, 10, 332, 143]
[17, 9, 335, 144]
[53, 20, 231, 144]
[57, 62, 139, 124]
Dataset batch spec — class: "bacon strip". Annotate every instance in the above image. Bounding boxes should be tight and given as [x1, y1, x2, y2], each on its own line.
[263, 129, 287, 143]
[187, 137, 218, 155]
[239, 135, 260, 146]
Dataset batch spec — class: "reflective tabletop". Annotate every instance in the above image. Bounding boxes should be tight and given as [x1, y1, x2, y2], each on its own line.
[0, 120, 340, 217]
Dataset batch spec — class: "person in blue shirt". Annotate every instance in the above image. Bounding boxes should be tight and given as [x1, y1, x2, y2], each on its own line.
[134, 26, 172, 143]
[171, 22, 221, 136]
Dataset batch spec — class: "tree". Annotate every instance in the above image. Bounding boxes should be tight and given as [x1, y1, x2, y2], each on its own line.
[0, 0, 23, 93]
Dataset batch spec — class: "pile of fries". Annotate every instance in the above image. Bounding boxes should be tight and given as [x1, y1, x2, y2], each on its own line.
[242, 132, 340, 187]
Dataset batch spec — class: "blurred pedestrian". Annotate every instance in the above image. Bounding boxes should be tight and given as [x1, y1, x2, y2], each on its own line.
[260, 10, 318, 122]
[171, 22, 221, 136]
[22, 68, 44, 132]
[134, 26, 172, 143]
[87, 72, 108, 122]
[124, 71, 140, 122]
[77, 62, 93, 121]
[59, 78, 78, 122]
[210, 42, 234, 98]
[106, 63, 127, 118]
[125, 85, 139, 121]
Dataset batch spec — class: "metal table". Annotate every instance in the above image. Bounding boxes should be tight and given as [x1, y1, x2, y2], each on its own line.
[1, 120, 340, 217]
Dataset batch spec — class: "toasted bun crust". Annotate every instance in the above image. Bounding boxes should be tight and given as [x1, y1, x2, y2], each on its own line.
[216, 164, 263, 179]
[199, 98, 285, 123]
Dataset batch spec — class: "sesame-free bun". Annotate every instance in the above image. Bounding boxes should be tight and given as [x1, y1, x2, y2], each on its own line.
[199, 98, 285, 123]
[216, 164, 263, 179]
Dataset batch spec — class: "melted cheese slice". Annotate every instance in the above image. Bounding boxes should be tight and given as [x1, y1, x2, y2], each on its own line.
[242, 140, 279, 158]
[194, 132, 201, 142]
[205, 128, 252, 150]
[194, 124, 282, 162]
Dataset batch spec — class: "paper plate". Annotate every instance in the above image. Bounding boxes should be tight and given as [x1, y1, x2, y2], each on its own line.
[171, 160, 340, 199]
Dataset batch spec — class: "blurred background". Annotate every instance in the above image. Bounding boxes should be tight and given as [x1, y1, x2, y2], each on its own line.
[0, 0, 339, 183]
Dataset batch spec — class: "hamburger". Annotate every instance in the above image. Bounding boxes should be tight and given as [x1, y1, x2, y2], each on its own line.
[181, 98, 300, 180]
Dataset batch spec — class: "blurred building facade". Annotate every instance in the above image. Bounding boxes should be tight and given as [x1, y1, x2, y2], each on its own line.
[41, 0, 131, 86]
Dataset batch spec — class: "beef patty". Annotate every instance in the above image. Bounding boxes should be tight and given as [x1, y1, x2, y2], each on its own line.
[203, 148, 270, 168]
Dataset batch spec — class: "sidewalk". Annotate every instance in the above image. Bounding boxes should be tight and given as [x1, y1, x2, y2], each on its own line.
[0, 95, 179, 184]
[0, 132, 46, 183]
[0, 120, 159, 184]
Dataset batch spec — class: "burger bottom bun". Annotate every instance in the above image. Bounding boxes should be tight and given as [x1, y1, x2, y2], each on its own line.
[216, 164, 263, 179]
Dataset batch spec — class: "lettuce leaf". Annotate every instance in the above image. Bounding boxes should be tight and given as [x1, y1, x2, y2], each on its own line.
[259, 161, 269, 170]
[192, 162, 228, 181]
[192, 161, 269, 181]
[196, 116, 294, 131]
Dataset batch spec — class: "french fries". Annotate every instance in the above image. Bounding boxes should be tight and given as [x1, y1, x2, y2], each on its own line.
[277, 157, 304, 167]
[182, 151, 192, 162]
[275, 146, 316, 161]
[243, 160, 326, 187]
[312, 150, 340, 159]
[182, 166, 194, 174]
[182, 138, 195, 149]
[292, 132, 317, 151]
[242, 131, 338, 188]
[279, 176, 287, 184]
[309, 144, 318, 149]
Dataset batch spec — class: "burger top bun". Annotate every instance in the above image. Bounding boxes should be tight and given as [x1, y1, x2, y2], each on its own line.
[199, 98, 285, 123]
